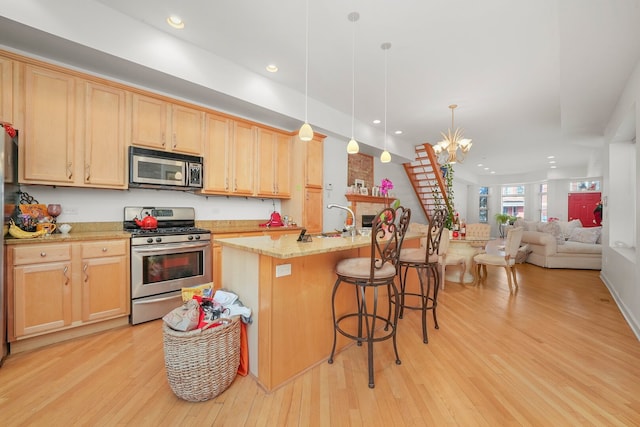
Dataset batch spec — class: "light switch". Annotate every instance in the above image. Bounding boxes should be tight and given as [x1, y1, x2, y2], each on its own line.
[275, 263, 292, 277]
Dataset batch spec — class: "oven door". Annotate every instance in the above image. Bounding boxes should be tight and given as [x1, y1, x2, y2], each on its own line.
[131, 241, 212, 299]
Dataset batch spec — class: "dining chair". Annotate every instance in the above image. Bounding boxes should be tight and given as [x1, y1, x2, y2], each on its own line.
[395, 208, 448, 343]
[473, 227, 524, 293]
[437, 229, 466, 288]
[328, 206, 406, 388]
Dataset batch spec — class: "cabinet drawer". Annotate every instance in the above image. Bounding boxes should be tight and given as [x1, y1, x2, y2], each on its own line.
[81, 240, 127, 258]
[12, 243, 72, 265]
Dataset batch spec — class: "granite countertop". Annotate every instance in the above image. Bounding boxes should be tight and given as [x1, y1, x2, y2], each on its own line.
[4, 220, 303, 245]
[214, 231, 423, 259]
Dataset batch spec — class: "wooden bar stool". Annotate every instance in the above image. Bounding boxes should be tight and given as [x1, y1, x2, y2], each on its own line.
[328, 206, 408, 388]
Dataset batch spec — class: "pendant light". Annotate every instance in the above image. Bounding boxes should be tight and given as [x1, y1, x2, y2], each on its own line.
[380, 42, 392, 163]
[298, 0, 314, 142]
[346, 12, 360, 154]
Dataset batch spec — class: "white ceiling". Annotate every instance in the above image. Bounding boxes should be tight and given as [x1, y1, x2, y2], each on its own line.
[1, 0, 640, 181]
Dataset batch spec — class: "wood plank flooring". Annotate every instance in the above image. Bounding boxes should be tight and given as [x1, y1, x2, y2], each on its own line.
[2, 264, 640, 426]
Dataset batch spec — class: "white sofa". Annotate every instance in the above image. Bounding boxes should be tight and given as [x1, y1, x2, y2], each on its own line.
[515, 219, 602, 270]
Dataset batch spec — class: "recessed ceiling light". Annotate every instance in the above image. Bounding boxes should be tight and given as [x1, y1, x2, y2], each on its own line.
[394, 130, 402, 135]
[167, 15, 184, 29]
[490, 171, 496, 174]
[549, 160, 556, 164]
[266, 64, 278, 73]
[373, 119, 381, 124]
[547, 155, 555, 159]
[484, 167, 489, 170]
[477, 163, 483, 167]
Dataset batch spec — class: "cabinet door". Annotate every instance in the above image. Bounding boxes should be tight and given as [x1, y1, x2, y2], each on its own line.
[256, 129, 277, 196]
[275, 132, 292, 197]
[81, 240, 129, 322]
[232, 121, 256, 195]
[305, 137, 323, 188]
[13, 261, 72, 338]
[171, 104, 204, 155]
[83, 81, 128, 188]
[303, 187, 323, 234]
[203, 113, 231, 193]
[23, 65, 76, 184]
[0, 56, 13, 124]
[131, 93, 169, 150]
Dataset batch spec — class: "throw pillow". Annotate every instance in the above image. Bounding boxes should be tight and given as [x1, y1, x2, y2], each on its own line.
[538, 221, 564, 245]
[568, 226, 601, 244]
[558, 219, 583, 241]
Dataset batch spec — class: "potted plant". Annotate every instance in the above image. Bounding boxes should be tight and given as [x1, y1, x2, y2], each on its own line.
[494, 213, 517, 238]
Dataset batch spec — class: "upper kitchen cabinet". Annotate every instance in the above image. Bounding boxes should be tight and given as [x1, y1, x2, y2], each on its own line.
[131, 93, 204, 156]
[19, 64, 128, 189]
[21, 64, 77, 184]
[305, 136, 323, 188]
[80, 81, 128, 188]
[201, 113, 256, 196]
[0, 55, 13, 124]
[256, 128, 292, 198]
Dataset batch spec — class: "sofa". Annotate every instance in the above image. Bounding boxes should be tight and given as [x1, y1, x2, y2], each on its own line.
[514, 219, 602, 270]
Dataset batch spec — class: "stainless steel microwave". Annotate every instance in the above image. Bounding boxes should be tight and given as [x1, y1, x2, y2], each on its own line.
[129, 146, 203, 190]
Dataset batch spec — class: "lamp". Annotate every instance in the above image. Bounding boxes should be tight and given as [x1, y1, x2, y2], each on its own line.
[380, 42, 391, 163]
[299, 0, 314, 142]
[346, 12, 360, 154]
[433, 104, 472, 164]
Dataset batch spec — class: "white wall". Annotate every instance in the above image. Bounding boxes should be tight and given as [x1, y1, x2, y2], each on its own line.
[601, 59, 640, 339]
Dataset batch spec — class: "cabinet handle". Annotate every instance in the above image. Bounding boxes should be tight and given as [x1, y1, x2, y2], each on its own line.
[162, 133, 166, 147]
[85, 164, 91, 181]
[67, 162, 73, 179]
[173, 133, 177, 148]
[225, 178, 229, 191]
[234, 179, 237, 191]
[63, 265, 70, 286]
[83, 263, 89, 282]
[102, 247, 108, 252]
[40, 252, 46, 257]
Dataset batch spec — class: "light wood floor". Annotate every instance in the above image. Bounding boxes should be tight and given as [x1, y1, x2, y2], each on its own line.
[2, 264, 640, 426]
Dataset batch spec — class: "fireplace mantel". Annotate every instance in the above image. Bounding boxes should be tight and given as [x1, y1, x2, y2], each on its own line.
[345, 194, 390, 228]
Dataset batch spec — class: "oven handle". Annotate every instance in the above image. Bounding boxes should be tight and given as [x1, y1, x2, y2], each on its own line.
[135, 294, 181, 304]
[132, 242, 211, 253]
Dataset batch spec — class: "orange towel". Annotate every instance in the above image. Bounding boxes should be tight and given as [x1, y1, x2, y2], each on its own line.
[237, 322, 249, 376]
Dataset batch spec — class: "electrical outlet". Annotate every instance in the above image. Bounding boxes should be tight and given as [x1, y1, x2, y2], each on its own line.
[327, 183, 333, 190]
[275, 263, 292, 277]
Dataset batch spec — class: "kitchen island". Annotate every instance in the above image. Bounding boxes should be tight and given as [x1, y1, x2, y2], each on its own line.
[214, 232, 421, 391]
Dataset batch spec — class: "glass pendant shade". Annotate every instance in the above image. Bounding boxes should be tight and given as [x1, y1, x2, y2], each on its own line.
[380, 150, 391, 163]
[347, 138, 359, 154]
[299, 122, 314, 141]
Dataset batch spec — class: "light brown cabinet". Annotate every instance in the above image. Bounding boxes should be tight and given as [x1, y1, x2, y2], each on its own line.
[257, 129, 291, 198]
[7, 239, 130, 342]
[282, 134, 325, 234]
[19, 65, 128, 188]
[21, 64, 76, 184]
[80, 240, 129, 322]
[131, 93, 204, 156]
[0, 55, 13, 124]
[202, 114, 256, 196]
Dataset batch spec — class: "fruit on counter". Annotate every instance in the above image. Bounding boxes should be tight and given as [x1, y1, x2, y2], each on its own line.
[8, 220, 48, 239]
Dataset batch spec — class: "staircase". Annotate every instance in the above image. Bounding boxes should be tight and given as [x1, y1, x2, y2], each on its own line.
[403, 143, 451, 222]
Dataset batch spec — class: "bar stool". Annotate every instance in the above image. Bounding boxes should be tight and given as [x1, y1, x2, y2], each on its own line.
[328, 206, 405, 388]
[395, 208, 448, 343]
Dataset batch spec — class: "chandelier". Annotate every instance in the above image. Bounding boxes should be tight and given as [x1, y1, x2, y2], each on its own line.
[433, 104, 472, 164]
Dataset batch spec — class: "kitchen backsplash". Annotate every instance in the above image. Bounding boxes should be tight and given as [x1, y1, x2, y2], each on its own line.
[20, 185, 282, 224]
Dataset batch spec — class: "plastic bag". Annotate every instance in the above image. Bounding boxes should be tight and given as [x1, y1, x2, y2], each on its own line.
[162, 299, 200, 331]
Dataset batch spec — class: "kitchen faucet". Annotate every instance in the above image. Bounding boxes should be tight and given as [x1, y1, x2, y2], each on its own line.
[327, 204, 357, 237]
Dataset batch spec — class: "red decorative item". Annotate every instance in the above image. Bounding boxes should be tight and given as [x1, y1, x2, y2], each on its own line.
[259, 211, 284, 227]
[3, 124, 16, 138]
[134, 214, 159, 230]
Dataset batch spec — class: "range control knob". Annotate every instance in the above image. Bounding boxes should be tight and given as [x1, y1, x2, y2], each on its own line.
[188, 235, 194, 240]
[195, 235, 201, 240]
[156, 237, 162, 243]
[146, 237, 153, 244]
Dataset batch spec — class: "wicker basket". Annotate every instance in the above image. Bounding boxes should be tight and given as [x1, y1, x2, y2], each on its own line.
[163, 316, 241, 402]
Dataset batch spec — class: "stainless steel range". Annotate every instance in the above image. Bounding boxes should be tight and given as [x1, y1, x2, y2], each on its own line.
[124, 206, 212, 325]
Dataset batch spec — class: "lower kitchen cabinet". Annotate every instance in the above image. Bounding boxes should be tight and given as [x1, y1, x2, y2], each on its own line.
[7, 239, 130, 342]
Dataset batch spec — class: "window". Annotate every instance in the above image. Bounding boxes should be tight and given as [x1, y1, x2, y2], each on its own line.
[539, 183, 548, 222]
[479, 186, 489, 223]
[501, 185, 525, 218]
[569, 180, 600, 192]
